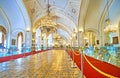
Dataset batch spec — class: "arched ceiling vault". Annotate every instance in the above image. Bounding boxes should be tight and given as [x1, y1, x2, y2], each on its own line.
[23, 0, 81, 39]
[0, 0, 30, 37]
[0, 0, 120, 41]
[79, 0, 120, 34]
[84, 0, 109, 30]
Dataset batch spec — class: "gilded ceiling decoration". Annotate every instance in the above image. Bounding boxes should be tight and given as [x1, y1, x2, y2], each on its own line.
[0, 0, 120, 41]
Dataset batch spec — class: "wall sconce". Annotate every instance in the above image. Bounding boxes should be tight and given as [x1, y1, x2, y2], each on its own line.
[32, 38, 35, 41]
[26, 28, 30, 32]
[84, 37, 88, 40]
[52, 43, 54, 47]
[42, 34, 44, 37]
[74, 29, 77, 33]
[66, 43, 68, 46]
[73, 33, 76, 37]
[79, 28, 83, 33]
[63, 42, 66, 45]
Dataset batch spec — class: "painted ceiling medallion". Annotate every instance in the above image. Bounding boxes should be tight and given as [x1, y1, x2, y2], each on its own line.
[72, 8, 76, 13]
[31, 8, 35, 14]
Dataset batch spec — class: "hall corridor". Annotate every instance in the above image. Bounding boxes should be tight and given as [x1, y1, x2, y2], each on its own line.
[0, 50, 83, 78]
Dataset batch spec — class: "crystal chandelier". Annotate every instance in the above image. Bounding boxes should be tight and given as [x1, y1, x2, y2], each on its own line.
[39, 0, 57, 35]
[40, 16, 57, 27]
[104, 1, 117, 33]
[40, 0, 57, 28]
[104, 25, 117, 32]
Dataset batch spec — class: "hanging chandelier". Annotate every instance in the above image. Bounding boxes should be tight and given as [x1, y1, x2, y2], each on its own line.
[104, 1, 117, 33]
[40, 0, 57, 28]
[40, 16, 57, 27]
[104, 25, 117, 33]
[39, 0, 57, 35]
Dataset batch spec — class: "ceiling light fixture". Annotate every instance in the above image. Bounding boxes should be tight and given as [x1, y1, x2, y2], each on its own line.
[104, 1, 117, 33]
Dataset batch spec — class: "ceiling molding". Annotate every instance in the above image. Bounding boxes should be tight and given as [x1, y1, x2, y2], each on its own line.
[85, 27, 98, 35]
[50, 6, 77, 26]
[98, 0, 114, 29]
[78, 0, 89, 29]
[57, 22, 71, 35]
[37, 0, 44, 10]
[0, 7, 11, 33]
[33, 11, 76, 34]
[21, 0, 31, 27]
[63, 0, 69, 9]
[11, 28, 25, 39]
[57, 29, 70, 41]
[15, 0, 26, 28]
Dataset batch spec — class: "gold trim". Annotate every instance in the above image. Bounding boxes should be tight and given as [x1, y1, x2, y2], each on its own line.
[84, 55, 117, 78]
[73, 51, 80, 56]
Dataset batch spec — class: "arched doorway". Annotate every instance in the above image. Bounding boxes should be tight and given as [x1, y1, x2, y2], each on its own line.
[17, 32, 23, 51]
[84, 31, 97, 47]
[84, 31, 97, 56]
[0, 26, 7, 49]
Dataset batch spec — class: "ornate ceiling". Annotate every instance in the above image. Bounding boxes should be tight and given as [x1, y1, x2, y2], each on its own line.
[23, 0, 81, 41]
[0, 0, 120, 41]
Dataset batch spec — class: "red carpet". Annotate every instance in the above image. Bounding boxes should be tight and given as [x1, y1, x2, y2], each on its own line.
[66, 49, 120, 78]
[0, 50, 48, 63]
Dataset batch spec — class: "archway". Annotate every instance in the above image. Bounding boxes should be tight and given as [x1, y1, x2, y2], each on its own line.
[0, 26, 7, 48]
[85, 28, 98, 47]
[17, 32, 23, 51]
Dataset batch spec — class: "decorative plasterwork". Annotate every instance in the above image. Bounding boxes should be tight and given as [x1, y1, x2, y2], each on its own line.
[23, 0, 81, 40]
[16, 0, 31, 29]
[57, 29, 70, 41]
[33, 15, 57, 32]
[0, 7, 10, 33]
[64, 0, 81, 25]
[23, 0, 81, 26]
[23, 0, 43, 22]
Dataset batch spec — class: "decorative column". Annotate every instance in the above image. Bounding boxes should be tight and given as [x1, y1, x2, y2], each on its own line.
[118, 21, 120, 44]
[71, 29, 76, 47]
[46, 38, 48, 49]
[71, 30, 77, 68]
[88, 32, 90, 46]
[70, 37, 72, 47]
[78, 28, 84, 47]
[109, 32, 113, 44]
[6, 31, 11, 49]
[100, 24, 104, 46]
[44, 33, 47, 50]
[72, 33, 75, 47]
[78, 27, 84, 78]
[32, 32, 36, 51]
[37, 36, 41, 50]
[46, 33, 49, 49]
[89, 32, 93, 46]
[104, 32, 110, 44]
[41, 32, 44, 50]
[25, 29, 31, 51]
[101, 35, 104, 46]
[51, 33, 53, 48]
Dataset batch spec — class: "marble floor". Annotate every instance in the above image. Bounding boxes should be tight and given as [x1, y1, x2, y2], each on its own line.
[0, 50, 83, 78]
